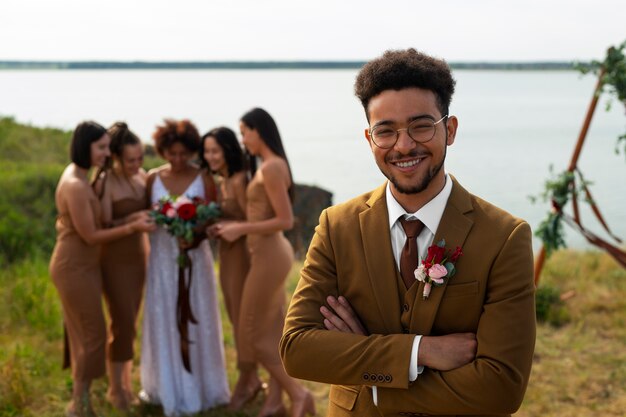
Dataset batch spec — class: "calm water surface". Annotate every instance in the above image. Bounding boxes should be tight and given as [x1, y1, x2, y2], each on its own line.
[1, 69, 624, 249]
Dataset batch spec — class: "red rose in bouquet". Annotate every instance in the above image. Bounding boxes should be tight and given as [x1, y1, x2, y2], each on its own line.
[151, 195, 221, 244]
[177, 203, 197, 221]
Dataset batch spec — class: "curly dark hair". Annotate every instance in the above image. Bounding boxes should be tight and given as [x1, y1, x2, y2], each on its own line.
[108, 121, 141, 158]
[152, 119, 200, 157]
[354, 48, 456, 119]
[200, 127, 245, 177]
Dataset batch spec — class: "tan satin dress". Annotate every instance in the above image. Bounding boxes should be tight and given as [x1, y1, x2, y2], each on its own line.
[101, 197, 148, 361]
[217, 175, 251, 369]
[49, 189, 106, 380]
[238, 171, 294, 368]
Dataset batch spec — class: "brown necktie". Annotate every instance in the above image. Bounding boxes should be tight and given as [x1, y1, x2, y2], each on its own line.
[399, 217, 424, 289]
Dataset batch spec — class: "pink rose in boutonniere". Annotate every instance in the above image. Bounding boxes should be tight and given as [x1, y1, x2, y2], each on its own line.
[414, 239, 463, 300]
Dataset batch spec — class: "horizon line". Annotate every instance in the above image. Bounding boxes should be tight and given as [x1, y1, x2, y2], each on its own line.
[0, 60, 579, 70]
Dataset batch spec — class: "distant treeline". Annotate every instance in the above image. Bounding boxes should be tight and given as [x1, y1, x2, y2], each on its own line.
[0, 60, 576, 70]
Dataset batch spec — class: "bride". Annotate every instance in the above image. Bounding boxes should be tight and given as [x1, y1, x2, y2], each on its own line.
[139, 119, 229, 416]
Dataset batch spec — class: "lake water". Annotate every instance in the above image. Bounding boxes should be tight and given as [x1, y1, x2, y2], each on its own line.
[1, 69, 625, 250]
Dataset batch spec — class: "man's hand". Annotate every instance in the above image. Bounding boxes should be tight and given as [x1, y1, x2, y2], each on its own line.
[419, 333, 477, 371]
[320, 296, 368, 336]
[320, 296, 476, 371]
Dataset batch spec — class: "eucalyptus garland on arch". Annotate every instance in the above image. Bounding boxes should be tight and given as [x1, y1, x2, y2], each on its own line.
[534, 40, 626, 275]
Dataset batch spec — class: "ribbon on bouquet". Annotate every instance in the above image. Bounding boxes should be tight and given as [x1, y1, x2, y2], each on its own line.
[176, 248, 198, 373]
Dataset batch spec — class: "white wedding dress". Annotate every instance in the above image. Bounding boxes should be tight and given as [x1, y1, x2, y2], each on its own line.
[140, 174, 230, 416]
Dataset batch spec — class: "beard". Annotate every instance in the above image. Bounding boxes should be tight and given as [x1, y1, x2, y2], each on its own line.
[385, 147, 446, 195]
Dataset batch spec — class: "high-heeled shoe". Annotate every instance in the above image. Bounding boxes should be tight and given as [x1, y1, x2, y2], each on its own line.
[290, 390, 316, 417]
[257, 402, 287, 417]
[229, 379, 267, 411]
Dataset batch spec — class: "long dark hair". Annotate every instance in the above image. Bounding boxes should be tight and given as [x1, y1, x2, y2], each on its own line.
[200, 127, 244, 177]
[240, 107, 294, 200]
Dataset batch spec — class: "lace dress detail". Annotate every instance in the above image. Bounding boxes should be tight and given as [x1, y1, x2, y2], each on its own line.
[140, 174, 229, 416]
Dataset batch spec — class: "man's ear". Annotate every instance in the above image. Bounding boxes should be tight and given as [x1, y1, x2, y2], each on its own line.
[364, 128, 373, 146]
[446, 116, 458, 146]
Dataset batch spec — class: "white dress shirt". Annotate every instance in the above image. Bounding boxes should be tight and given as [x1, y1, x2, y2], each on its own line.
[372, 174, 453, 405]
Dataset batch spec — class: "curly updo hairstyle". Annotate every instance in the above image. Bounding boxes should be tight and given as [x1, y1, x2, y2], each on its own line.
[354, 48, 456, 119]
[200, 127, 245, 177]
[153, 119, 201, 157]
[108, 122, 141, 158]
[70, 120, 107, 169]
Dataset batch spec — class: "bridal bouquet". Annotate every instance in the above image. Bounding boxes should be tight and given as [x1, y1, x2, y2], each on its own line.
[151, 195, 221, 244]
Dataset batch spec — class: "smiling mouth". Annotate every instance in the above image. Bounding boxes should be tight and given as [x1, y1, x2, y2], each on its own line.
[392, 157, 423, 168]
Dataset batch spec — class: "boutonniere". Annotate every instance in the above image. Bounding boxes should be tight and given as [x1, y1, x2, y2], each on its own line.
[414, 239, 463, 299]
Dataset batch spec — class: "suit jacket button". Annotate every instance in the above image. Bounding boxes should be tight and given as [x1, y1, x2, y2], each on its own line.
[377, 374, 385, 382]
[385, 374, 392, 382]
[402, 328, 409, 334]
[362, 373, 369, 381]
[403, 303, 410, 312]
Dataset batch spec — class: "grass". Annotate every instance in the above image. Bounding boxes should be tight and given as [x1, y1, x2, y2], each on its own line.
[517, 250, 626, 417]
[0, 256, 329, 417]
[1, 250, 625, 416]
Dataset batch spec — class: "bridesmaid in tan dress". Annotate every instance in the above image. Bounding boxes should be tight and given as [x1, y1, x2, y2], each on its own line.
[96, 122, 149, 410]
[214, 108, 315, 417]
[201, 127, 264, 411]
[49, 121, 155, 417]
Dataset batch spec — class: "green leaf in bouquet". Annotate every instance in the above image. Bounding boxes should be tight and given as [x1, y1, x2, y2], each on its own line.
[170, 221, 185, 237]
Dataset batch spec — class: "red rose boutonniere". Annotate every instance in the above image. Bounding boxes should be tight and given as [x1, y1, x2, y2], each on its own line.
[414, 239, 463, 300]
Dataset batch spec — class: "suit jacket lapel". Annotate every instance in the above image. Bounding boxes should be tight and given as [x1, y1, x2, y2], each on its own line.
[359, 183, 403, 334]
[410, 177, 474, 336]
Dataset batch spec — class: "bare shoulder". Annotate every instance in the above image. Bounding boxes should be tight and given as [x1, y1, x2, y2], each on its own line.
[260, 158, 290, 181]
[146, 164, 169, 181]
[147, 164, 167, 176]
[58, 176, 92, 208]
[63, 175, 90, 193]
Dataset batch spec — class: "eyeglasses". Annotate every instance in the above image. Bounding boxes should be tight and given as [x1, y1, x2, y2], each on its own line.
[369, 115, 448, 149]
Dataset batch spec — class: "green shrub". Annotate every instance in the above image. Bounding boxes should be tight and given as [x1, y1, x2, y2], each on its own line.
[536, 284, 570, 327]
[0, 117, 70, 165]
[0, 164, 61, 264]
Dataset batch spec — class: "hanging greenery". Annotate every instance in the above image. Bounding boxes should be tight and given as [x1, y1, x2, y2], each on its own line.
[577, 40, 626, 156]
[535, 40, 626, 258]
[531, 168, 590, 256]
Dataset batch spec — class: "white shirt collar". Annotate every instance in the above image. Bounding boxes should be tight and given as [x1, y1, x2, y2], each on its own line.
[386, 173, 453, 235]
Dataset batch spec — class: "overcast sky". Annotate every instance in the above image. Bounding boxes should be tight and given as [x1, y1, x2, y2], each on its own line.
[2, 0, 625, 62]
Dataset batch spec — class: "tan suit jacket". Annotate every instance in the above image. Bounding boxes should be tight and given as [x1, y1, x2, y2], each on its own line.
[280, 178, 536, 417]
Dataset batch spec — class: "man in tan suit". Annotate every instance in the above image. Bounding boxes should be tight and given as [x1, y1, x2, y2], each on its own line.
[280, 49, 535, 417]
